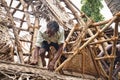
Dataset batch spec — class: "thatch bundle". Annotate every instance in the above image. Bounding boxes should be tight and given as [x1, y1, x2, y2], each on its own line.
[0, 6, 13, 61]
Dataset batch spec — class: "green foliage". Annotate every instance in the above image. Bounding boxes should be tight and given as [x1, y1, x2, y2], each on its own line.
[81, 0, 104, 22]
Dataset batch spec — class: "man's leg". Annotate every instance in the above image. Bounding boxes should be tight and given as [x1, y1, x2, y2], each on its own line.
[39, 41, 50, 67]
[39, 48, 46, 67]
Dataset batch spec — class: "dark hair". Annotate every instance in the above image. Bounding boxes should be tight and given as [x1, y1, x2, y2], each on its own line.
[47, 21, 59, 32]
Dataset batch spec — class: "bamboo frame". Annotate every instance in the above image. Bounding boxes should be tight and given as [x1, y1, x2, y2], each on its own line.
[1, 0, 24, 64]
[55, 13, 118, 72]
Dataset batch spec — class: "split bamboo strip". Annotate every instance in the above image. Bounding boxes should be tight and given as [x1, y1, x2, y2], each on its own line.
[10, 7, 24, 12]
[9, 0, 13, 7]
[13, 17, 26, 22]
[12, 2, 21, 15]
[18, 15, 25, 34]
[16, 27, 28, 31]
[19, 39, 32, 43]
[19, 0, 32, 31]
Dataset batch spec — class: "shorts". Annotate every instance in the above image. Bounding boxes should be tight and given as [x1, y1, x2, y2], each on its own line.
[41, 41, 59, 51]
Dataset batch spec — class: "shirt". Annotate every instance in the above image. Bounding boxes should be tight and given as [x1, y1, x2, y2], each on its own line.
[35, 25, 64, 47]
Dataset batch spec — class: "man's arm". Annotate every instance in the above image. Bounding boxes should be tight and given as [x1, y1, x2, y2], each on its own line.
[48, 44, 63, 71]
[30, 46, 40, 64]
[48, 26, 65, 71]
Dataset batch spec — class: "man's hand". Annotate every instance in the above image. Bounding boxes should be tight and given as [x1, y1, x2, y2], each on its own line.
[48, 61, 55, 71]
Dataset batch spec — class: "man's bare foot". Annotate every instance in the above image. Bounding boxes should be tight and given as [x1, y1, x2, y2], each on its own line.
[30, 61, 38, 65]
[42, 59, 46, 67]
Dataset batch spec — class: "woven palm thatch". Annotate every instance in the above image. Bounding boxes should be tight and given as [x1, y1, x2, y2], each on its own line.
[63, 47, 98, 77]
[0, 22, 13, 61]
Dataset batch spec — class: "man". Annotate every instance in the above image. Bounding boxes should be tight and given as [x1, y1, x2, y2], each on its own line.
[98, 44, 120, 79]
[31, 21, 64, 71]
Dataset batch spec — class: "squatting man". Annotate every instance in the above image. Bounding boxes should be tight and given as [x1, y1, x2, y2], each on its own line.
[31, 21, 64, 71]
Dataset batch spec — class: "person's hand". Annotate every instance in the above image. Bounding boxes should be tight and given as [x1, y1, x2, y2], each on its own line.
[48, 61, 55, 71]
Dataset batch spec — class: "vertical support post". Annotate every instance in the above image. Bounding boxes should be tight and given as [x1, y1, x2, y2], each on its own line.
[109, 20, 118, 80]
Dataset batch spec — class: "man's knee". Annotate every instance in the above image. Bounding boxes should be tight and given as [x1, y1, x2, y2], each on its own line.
[39, 48, 46, 56]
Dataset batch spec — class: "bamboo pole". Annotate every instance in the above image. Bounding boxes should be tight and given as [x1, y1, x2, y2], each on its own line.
[63, 0, 85, 26]
[55, 14, 118, 72]
[63, 24, 77, 49]
[88, 46, 101, 77]
[95, 56, 115, 60]
[87, 29, 102, 51]
[29, 3, 40, 62]
[10, 7, 25, 12]
[91, 19, 111, 27]
[1, 0, 24, 64]
[30, 17, 39, 56]
[93, 45, 109, 78]
[109, 20, 118, 80]
[90, 37, 118, 45]
[18, 15, 25, 34]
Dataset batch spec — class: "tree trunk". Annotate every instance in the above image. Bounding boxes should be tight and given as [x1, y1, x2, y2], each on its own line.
[104, 0, 120, 15]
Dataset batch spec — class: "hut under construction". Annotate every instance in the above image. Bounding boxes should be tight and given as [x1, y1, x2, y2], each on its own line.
[0, 0, 120, 80]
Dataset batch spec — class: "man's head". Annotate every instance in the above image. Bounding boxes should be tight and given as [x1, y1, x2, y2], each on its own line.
[46, 21, 59, 37]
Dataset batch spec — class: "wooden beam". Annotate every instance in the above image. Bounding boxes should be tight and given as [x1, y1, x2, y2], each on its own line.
[0, 60, 83, 80]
